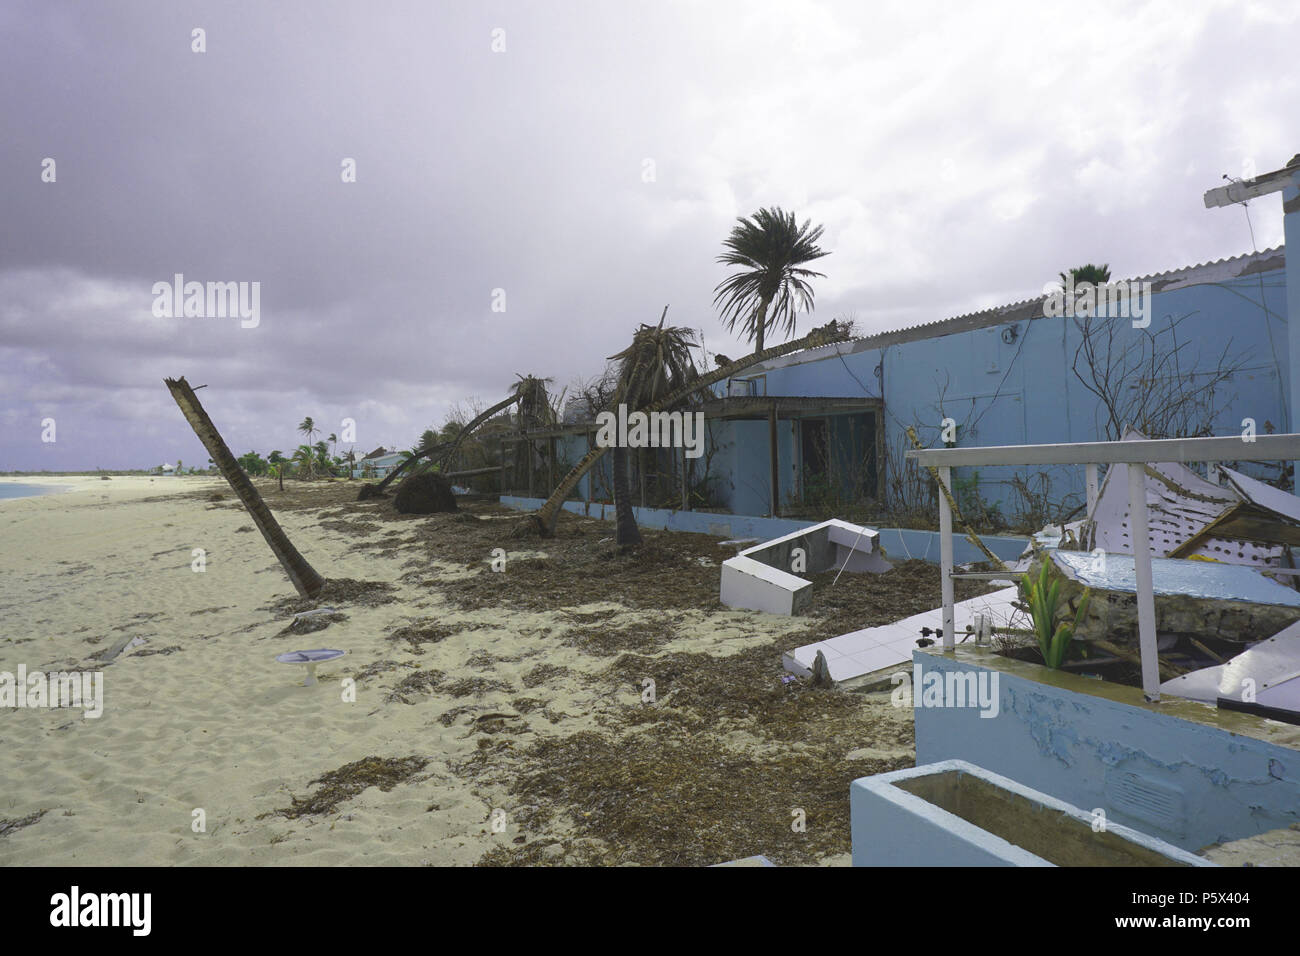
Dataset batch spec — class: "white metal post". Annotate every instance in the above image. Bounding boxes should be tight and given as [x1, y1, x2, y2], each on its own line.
[1127, 462, 1161, 700]
[939, 466, 955, 650]
[1085, 463, 1099, 521]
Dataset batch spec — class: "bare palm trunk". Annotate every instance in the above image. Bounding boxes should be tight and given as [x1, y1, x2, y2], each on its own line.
[612, 446, 642, 547]
[523, 320, 846, 536]
[752, 299, 771, 356]
[165, 377, 325, 599]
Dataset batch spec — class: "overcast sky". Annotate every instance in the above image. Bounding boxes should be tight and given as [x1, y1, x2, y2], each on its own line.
[2, 0, 1296, 471]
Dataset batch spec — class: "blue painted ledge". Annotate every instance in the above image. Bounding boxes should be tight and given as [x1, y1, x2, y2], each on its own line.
[498, 496, 1028, 566]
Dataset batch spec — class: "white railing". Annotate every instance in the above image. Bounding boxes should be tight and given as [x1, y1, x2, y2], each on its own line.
[906, 433, 1300, 700]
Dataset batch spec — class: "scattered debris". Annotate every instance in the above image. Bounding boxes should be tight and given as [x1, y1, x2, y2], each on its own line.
[0, 809, 47, 838]
[266, 756, 428, 819]
[393, 472, 458, 515]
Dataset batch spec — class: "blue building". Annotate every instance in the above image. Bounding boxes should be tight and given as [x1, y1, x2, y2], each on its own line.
[541, 246, 1288, 526]
[710, 245, 1288, 519]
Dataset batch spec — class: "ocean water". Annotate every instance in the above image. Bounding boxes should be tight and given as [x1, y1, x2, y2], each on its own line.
[0, 483, 58, 501]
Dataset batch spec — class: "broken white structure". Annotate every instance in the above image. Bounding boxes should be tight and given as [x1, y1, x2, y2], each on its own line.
[907, 432, 1300, 700]
[783, 586, 1020, 684]
[1086, 431, 1298, 569]
[719, 518, 891, 616]
[1161, 620, 1300, 722]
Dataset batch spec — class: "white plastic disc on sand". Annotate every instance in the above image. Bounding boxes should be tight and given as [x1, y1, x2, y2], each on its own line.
[276, 648, 345, 686]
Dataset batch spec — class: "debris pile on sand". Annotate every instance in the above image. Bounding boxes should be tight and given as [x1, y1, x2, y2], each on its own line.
[394, 472, 458, 515]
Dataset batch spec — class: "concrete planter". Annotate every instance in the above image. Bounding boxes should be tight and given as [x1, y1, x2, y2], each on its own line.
[851, 760, 1215, 867]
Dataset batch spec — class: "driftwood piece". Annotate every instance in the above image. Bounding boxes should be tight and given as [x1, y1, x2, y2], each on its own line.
[164, 376, 325, 599]
[905, 426, 1008, 571]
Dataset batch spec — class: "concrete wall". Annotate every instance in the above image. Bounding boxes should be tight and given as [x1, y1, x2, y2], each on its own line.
[850, 759, 1212, 866]
[911, 646, 1300, 853]
[498, 495, 1028, 565]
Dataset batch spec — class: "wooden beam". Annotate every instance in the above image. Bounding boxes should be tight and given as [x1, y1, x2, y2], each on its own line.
[585, 432, 593, 506]
[681, 444, 689, 511]
[443, 466, 503, 479]
[1203, 163, 1300, 208]
[769, 405, 779, 517]
[526, 440, 534, 498]
[548, 436, 556, 498]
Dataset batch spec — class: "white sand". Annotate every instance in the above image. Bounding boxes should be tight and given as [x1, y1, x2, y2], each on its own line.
[0, 476, 909, 865]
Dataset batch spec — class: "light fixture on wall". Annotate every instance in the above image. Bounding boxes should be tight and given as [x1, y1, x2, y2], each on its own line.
[1001, 324, 1019, 345]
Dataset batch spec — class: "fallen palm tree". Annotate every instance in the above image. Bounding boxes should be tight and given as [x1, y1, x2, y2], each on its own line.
[514, 318, 850, 538]
[362, 379, 543, 501]
[164, 376, 325, 599]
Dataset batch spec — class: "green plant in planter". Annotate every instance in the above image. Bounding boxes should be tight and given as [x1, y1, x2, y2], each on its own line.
[1022, 561, 1091, 669]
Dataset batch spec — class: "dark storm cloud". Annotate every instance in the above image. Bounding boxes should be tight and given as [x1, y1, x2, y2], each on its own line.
[1, 0, 1296, 469]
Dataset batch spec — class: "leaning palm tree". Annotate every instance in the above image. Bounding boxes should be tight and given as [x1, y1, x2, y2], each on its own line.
[518, 318, 850, 537]
[165, 377, 324, 598]
[364, 388, 530, 499]
[714, 207, 830, 356]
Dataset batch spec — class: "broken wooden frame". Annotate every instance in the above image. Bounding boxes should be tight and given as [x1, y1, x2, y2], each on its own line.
[907, 433, 1300, 701]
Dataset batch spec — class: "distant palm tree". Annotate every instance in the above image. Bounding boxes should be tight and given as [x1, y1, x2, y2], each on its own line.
[714, 207, 830, 355]
[1058, 263, 1111, 295]
[328, 432, 338, 459]
[297, 418, 318, 479]
[343, 447, 357, 479]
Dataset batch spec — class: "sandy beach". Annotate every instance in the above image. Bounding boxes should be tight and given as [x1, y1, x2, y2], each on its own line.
[0, 475, 945, 866]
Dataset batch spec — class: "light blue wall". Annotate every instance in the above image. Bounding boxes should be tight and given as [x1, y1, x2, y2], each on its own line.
[498, 495, 1029, 564]
[912, 649, 1300, 852]
[744, 266, 1289, 515]
[550, 263, 1288, 522]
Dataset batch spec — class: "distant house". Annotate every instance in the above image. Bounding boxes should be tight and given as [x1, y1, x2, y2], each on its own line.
[352, 447, 406, 479]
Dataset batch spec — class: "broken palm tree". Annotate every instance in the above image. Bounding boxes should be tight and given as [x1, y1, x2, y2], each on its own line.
[164, 376, 325, 599]
[515, 318, 852, 538]
[603, 308, 701, 548]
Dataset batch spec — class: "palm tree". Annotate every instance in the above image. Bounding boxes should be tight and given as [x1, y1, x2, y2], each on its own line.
[603, 317, 702, 547]
[293, 444, 316, 478]
[313, 440, 332, 476]
[366, 390, 526, 497]
[1059, 263, 1111, 291]
[297, 418, 318, 478]
[165, 377, 324, 598]
[714, 207, 830, 356]
[342, 447, 357, 479]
